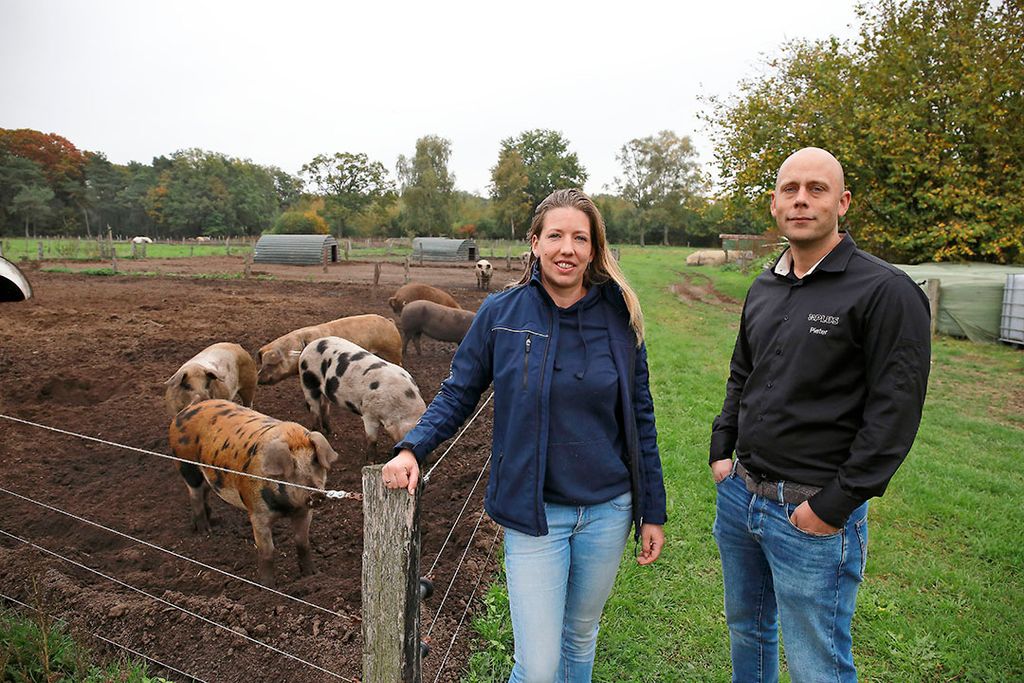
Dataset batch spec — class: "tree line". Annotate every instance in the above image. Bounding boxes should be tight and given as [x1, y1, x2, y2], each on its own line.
[1, 0, 1020, 262]
[0, 126, 722, 247]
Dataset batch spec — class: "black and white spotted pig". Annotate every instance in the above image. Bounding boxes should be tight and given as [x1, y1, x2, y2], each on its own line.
[299, 336, 426, 460]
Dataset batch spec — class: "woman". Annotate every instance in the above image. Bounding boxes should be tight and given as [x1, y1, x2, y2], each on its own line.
[383, 188, 666, 682]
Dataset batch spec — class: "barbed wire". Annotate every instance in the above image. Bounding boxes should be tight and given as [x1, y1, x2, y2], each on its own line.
[425, 507, 489, 640]
[0, 485, 353, 622]
[0, 413, 360, 501]
[0, 527, 356, 682]
[0, 591, 210, 683]
[423, 392, 493, 482]
[431, 526, 502, 683]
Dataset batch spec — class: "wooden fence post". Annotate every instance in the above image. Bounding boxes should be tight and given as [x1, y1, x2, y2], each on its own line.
[244, 252, 253, 279]
[322, 246, 328, 274]
[926, 279, 941, 337]
[404, 256, 411, 283]
[37, 241, 43, 260]
[373, 261, 382, 287]
[362, 464, 422, 683]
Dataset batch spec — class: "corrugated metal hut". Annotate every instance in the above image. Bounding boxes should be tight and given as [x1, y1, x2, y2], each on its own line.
[253, 234, 339, 265]
[0, 256, 32, 302]
[411, 237, 477, 262]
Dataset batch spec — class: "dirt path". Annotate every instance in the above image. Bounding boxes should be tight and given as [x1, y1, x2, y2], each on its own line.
[0, 261, 499, 682]
[669, 271, 742, 310]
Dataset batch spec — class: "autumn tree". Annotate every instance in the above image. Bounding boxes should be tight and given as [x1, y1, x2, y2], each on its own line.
[498, 130, 587, 212]
[396, 135, 456, 235]
[271, 209, 330, 235]
[490, 148, 532, 239]
[0, 128, 88, 232]
[300, 152, 394, 237]
[614, 131, 706, 246]
[704, 0, 1024, 263]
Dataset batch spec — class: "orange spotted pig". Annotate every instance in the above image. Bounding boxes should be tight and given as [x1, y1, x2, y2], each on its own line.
[169, 399, 339, 587]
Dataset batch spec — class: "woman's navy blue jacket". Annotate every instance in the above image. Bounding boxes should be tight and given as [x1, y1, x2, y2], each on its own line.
[395, 269, 667, 539]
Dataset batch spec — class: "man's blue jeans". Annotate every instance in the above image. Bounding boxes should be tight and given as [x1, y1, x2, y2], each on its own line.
[713, 470, 868, 683]
[503, 491, 633, 683]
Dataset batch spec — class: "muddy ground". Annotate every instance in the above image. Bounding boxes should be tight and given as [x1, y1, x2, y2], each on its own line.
[0, 256, 506, 682]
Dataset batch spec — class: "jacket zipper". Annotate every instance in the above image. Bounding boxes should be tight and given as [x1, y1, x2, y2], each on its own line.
[522, 334, 532, 389]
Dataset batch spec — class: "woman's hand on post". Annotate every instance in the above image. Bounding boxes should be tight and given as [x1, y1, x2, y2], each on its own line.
[637, 523, 664, 566]
[382, 449, 420, 495]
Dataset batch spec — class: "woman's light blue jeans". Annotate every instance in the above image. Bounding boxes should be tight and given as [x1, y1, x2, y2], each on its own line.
[713, 469, 868, 683]
[503, 490, 633, 683]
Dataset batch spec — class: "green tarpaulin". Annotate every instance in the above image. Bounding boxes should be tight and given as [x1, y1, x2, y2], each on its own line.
[894, 263, 1024, 343]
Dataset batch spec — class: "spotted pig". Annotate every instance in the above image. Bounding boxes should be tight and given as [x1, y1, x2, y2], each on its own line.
[164, 342, 257, 417]
[169, 400, 339, 587]
[298, 336, 426, 460]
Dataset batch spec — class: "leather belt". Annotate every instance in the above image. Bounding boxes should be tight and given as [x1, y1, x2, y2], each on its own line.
[734, 461, 822, 506]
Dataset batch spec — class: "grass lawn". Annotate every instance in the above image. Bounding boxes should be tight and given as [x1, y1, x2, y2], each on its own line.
[466, 246, 1024, 682]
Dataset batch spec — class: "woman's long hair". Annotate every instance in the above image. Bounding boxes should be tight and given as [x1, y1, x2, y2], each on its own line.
[517, 188, 645, 345]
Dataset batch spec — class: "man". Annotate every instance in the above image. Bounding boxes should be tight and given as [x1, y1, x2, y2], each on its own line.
[709, 147, 931, 682]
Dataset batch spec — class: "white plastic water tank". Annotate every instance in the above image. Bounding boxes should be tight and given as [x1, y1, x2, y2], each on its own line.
[999, 273, 1024, 346]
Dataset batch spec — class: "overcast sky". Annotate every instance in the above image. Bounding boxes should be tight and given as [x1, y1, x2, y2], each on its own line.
[1, 0, 861, 196]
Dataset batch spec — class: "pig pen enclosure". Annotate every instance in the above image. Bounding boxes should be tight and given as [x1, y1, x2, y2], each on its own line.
[0, 257, 504, 682]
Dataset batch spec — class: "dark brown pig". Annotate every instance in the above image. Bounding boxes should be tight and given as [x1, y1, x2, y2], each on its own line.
[399, 300, 475, 356]
[169, 400, 338, 587]
[387, 282, 461, 315]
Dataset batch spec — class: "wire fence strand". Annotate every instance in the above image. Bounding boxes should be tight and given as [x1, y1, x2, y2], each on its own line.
[0, 484, 353, 622]
[427, 454, 490, 577]
[431, 527, 502, 683]
[0, 413, 360, 501]
[423, 392, 493, 482]
[425, 507, 489, 640]
[0, 527, 356, 682]
[0, 591, 211, 683]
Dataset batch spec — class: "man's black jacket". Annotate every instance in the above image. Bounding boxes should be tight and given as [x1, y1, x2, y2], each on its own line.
[710, 234, 931, 527]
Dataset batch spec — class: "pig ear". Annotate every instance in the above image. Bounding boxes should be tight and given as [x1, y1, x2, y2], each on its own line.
[164, 370, 183, 386]
[261, 439, 295, 479]
[309, 431, 339, 471]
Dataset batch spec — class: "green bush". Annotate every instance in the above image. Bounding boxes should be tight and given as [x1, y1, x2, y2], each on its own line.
[270, 210, 329, 235]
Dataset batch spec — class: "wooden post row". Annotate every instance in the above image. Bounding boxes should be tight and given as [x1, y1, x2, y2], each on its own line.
[362, 464, 423, 683]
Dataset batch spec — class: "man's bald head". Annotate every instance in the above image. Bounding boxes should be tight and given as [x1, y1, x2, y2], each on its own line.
[775, 147, 845, 192]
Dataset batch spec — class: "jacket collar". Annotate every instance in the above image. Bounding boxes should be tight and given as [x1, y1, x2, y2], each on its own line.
[771, 232, 856, 280]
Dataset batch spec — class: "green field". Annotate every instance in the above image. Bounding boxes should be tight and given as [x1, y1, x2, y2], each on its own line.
[467, 246, 1024, 682]
[0, 236, 530, 263]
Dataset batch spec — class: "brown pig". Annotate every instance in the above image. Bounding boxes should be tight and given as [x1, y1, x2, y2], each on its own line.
[257, 313, 402, 384]
[399, 300, 475, 356]
[169, 400, 339, 587]
[164, 342, 257, 417]
[387, 282, 461, 316]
